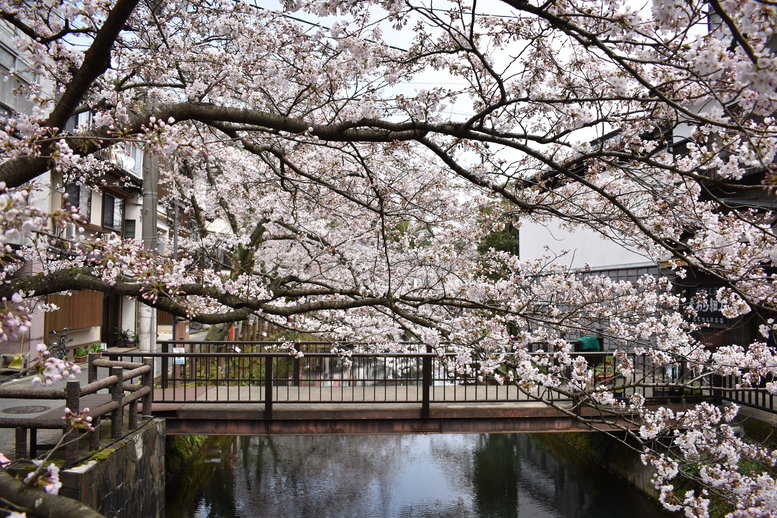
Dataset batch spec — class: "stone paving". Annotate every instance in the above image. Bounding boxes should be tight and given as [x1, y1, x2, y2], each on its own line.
[0, 361, 100, 459]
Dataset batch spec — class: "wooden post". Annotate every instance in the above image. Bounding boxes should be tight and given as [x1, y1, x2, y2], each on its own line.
[264, 356, 273, 419]
[110, 367, 124, 439]
[129, 401, 138, 429]
[142, 358, 154, 415]
[87, 353, 99, 383]
[15, 427, 26, 458]
[89, 418, 100, 450]
[29, 429, 37, 458]
[65, 380, 80, 461]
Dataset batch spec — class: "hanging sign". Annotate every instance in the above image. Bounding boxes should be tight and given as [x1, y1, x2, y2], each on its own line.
[688, 287, 731, 328]
[173, 347, 186, 365]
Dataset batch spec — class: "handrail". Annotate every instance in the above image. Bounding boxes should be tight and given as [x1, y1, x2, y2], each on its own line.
[79, 364, 150, 396]
[0, 387, 66, 399]
[114, 351, 442, 358]
[0, 353, 154, 461]
[96, 348, 776, 421]
[100, 349, 758, 422]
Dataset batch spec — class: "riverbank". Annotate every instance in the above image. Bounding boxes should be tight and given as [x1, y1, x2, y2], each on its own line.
[535, 410, 777, 518]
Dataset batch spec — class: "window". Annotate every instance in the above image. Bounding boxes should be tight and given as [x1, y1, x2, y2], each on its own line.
[124, 219, 136, 239]
[63, 183, 91, 221]
[0, 45, 34, 115]
[102, 193, 124, 231]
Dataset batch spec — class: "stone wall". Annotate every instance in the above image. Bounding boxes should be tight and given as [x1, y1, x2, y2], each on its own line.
[59, 418, 166, 518]
[536, 432, 659, 499]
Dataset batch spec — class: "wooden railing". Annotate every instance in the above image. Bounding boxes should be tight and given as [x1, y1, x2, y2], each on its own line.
[0, 354, 153, 461]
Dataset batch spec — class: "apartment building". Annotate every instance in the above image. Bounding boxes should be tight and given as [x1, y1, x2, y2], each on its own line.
[0, 22, 173, 358]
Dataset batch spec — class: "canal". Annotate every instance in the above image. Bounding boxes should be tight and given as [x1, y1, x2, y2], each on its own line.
[166, 433, 674, 518]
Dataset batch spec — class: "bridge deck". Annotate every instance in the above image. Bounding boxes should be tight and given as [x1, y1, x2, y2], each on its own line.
[151, 383, 667, 435]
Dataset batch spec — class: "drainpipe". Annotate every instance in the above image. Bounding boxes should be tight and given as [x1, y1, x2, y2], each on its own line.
[139, 150, 158, 353]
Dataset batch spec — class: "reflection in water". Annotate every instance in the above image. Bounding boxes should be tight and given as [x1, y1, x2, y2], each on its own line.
[166, 434, 674, 518]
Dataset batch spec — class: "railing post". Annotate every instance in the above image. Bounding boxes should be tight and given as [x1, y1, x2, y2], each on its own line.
[30, 429, 38, 458]
[142, 358, 154, 415]
[161, 342, 169, 389]
[89, 418, 101, 450]
[110, 367, 124, 439]
[15, 427, 26, 458]
[712, 373, 723, 405]
[129, 401, 138, 429]
[293, 347, 301, 387]
[65, 380, 80, 461]
[422, 354, 431, 419]
[264, 356, 273, 419]
[88, 353, 99, 383]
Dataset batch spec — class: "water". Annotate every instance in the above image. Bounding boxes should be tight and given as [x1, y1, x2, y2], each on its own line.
[166, 434, 674, 518]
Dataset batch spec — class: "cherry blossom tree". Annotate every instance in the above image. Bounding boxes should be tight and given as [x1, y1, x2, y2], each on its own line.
[0, 0, 776, 514]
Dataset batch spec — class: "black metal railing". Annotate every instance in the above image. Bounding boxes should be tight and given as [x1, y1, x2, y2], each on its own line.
[99, 346, 773, 419]
[718, 374, 777, 413]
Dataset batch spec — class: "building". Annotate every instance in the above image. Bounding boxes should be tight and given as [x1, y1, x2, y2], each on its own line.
[0, 21, 178, 359]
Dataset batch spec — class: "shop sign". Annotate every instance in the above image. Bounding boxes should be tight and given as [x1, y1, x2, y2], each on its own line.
[688, 287, 730, 327]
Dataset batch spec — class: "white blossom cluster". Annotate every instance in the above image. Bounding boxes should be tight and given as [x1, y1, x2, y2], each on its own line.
[0, 0, 776, 513]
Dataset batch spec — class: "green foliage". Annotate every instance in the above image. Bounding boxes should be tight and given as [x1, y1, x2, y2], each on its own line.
[80, 448, 117, 465]
[166, 435, 234, 483]
[73, 346, 89, 357]
[170, 435, 207, 458]
[189, 350, 295, 386]
[114, 328, 137, 343]
[476, 224, 519, 255]
[593, 356, 620, 378]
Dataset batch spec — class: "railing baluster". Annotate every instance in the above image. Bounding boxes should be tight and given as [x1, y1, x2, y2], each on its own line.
[293, 352, 301, 387]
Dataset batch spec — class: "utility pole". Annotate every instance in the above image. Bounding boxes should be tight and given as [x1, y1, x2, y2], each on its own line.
[171, 200, 180, 342]
[139, 150, 158, 353]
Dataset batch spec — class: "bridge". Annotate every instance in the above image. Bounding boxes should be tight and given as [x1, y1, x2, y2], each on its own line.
[0, 340, 773, 459]
[104, 341, 776, 435]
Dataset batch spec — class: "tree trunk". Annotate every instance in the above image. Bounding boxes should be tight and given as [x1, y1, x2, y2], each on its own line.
[0, 471, 104, 518]
[205, 323, 230, 341]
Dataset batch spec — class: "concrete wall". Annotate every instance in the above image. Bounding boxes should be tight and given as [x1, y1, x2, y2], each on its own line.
[519, 219, 652, 269]
[537, 432, 658, 500]
[60, 419, 166, 518]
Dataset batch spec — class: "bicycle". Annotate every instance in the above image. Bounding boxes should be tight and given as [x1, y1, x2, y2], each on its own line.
[48, 328, 71, 360]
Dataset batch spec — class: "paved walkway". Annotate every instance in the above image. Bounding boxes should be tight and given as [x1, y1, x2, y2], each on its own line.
[0, 361, 99, 459]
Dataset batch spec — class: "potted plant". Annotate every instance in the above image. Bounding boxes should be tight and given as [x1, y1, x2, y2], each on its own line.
[593, 356, 626, 399]
[89, 343, 104, 358]
[593, 356, 618, 384]
[73, 346, 89, 363]
[114, 328, 138, 347]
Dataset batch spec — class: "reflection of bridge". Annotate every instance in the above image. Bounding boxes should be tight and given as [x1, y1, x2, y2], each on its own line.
[107, 341, 775, 435]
